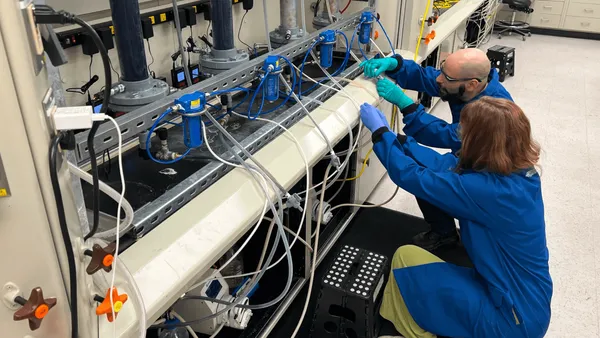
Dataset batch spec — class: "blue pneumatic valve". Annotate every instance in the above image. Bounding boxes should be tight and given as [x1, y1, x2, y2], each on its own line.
[359, 11, 375, 44]
[319, 30, 336, 68]
[175, 91, 206, 148]
[262, 56, 283, 102]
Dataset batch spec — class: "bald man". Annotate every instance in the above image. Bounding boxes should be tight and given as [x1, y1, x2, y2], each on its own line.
[360, 48, 513, 251]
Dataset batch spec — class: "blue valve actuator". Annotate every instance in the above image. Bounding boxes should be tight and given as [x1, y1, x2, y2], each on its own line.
[359, 11, 375, 44]
[319, 30, 336, 68]
[263, 56, 282, 102]
[175, 92, 206, 148]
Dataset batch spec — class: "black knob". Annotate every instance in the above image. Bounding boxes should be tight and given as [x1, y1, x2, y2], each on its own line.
[220, 95, 228, 106]
[157, 128, 168, 141]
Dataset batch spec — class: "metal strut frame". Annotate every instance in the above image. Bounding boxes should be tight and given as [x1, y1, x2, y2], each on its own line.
[72, 11, 366, 237]
[133, 59, 363, 237]
[73, 12, 364, 164]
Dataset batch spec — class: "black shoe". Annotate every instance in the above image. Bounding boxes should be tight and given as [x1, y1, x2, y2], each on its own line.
[412, 230, 459, 251]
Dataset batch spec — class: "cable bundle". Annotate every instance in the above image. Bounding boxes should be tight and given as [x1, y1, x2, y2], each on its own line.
[457, 0, 503, 48]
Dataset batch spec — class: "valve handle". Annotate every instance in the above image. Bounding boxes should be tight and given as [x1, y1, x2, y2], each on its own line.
[13, 287, 57, 331]
[424, 31, 436, 45]
[86, 243, 116, 275]
[96, 287, 128, 322]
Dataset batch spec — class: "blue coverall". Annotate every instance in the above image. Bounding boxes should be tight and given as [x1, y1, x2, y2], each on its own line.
[385, 59, 513, 152]
[371, 129, 553, 337]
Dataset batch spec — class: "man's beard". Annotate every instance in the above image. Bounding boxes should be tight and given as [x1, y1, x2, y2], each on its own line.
[439, 84, 466, 102]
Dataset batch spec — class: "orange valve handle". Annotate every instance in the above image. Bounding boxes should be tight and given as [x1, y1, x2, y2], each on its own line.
[102, 254, 114, 267]
[95, 287, 128, 322]
[34, 304, 49, 319]
[424, 30, 436, 45]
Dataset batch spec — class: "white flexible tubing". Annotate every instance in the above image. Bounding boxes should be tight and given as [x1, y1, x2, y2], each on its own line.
[370, 37, 385, 55]
[209, 323, 225, 338]
[191, 77, 360, 283]
[185, 120, 273, 292]
[289, 63, 366, 194]
[67, 162, 134, 239]
[89, 238, 147, 338]
[117, 256, 147, 338]
[290, 164, 332, 338]
[191, 112, 311, 286]
[299, 0, 307, 33]
[263, 0, 273, 51]
[330, 186, 400, 211]
[276, 84, 360, 195]
[281, 74, 338, 159]
[170, 311, 200, 338]
[105, 116, 125, 338]
[325, 0, 335, 23]
[292, 63, 379, 102]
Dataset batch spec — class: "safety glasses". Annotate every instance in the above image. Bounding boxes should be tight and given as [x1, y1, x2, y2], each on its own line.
[440, 61, 484, 83]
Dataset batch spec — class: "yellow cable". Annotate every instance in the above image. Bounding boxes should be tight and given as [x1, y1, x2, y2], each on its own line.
[343, 106, 397, 182]
[347, 1, 432, 182]
[341, 149, 373, 182]
[415, 0, 433, 60]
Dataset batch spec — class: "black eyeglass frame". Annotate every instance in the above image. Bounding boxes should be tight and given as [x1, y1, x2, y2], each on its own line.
[440, 60, 485, 83]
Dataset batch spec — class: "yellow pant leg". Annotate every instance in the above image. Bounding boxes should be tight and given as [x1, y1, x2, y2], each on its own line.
[380, 245, 444, 338]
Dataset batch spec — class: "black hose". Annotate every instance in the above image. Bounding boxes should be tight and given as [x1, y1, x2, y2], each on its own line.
[49, 133, 78, 338]
[314, 0, 322, 17]
[70, 16, 112, 241]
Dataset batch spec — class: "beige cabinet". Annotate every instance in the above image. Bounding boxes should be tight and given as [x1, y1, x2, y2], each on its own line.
[567, 2, 600, 17]
[564, 15, 600, 30]
[535, 1, 566, 15]
[518, 0, 600, 32]
[530, 12, 562, 27]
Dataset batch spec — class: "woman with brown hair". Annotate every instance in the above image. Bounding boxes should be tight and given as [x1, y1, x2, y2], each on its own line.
[359, 97, 552, 338]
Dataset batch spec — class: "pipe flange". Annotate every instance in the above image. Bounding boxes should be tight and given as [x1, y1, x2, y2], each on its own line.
[200, 48, 250, 74]
[269, 27, 305, 47]
[313, 14, 338, 29]
[108, 77, 170, 112]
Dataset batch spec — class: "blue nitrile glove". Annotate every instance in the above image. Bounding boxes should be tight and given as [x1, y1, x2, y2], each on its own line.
[359, 57, 398, 78]
[360, 103, 390, 133]
[376, 79, 414, 109]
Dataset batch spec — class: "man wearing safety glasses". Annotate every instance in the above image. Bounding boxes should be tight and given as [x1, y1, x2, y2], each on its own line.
[359, 48, 513, 251]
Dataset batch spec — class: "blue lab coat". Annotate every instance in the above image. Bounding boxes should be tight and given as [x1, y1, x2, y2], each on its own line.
[372, 132, 553, 338]
[386, 60, 513, 152]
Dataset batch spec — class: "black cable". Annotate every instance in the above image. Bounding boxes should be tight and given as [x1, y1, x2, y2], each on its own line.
[238, 10, 253, 52]
[88, 55, 93, 94]
[102, 149, 112, 179]
[68, 15, 112, 241]
[33, 9, 111, 336]
[49, 133, 79, 338]
[146, 38, 155, 74]
[188, 27, 192, 67]
[109, 58, 120, 81]
[314, 0, 322, 17]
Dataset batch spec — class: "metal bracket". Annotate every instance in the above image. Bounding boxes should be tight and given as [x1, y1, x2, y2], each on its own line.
[74, 11, 364, 165]
[2, 282, 22, 310]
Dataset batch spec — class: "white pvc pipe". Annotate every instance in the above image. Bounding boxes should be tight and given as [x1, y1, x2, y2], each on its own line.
[118, 256, 147, 338]
[67, 162, 134, 239]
